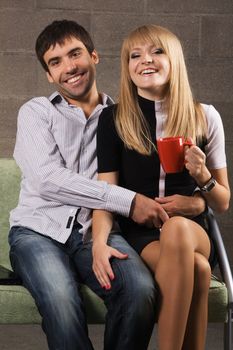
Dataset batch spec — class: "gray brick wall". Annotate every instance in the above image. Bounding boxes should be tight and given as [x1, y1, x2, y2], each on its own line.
[0, 1, 232, 266]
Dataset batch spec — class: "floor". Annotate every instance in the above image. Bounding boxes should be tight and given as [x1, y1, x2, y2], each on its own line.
[0, 323, 227, 349]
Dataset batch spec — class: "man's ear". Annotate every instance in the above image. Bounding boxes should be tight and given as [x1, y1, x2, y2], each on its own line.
[46, 71, 54, 83]
[91, 50, 99, 65]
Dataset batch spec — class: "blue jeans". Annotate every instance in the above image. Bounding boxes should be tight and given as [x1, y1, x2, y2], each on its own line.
[9, 225, 157, 350]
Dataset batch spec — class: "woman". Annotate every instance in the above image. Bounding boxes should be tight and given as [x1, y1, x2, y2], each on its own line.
[92, 25, 230, 350]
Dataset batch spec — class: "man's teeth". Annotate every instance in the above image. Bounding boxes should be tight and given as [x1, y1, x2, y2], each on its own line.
[141, 69, 156, 75]
[67, 75, 82, 84]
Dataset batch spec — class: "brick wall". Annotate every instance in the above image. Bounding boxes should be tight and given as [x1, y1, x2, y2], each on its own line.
[0, 0, 232, 266]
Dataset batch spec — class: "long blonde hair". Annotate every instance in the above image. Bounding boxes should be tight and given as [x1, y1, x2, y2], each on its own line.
[116, 24, 207, 155]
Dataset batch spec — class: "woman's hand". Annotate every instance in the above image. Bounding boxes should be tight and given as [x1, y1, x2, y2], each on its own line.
[184, 145, 211, 185]
[184, 147, 230, 213]
[92, 242, 128, 289]
[155, 193, 206, 218]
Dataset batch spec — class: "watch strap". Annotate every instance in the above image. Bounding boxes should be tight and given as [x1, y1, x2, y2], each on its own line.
[199, 176, 216, 192]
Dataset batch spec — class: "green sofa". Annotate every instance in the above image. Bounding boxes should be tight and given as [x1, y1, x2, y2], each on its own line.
[0, 158, 232, 349]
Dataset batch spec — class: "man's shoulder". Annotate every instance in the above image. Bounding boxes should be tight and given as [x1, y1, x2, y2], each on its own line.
[19, 96, 56, 118]
[21, 96, 52, 109]
[22, 96, 51, 107]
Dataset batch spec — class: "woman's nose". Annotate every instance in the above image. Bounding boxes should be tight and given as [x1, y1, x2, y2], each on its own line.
[142, 53, 153, 64]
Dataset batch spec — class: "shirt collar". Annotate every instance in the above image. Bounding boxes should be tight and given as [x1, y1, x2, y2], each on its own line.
[138, 94, 163, 112]
[49, 91, 114, 107]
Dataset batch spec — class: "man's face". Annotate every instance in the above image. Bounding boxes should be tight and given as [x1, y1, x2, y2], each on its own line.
[43, 37, 99, 104]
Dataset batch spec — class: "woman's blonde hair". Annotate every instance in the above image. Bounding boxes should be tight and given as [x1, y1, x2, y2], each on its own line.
[116, 24, 207, 155]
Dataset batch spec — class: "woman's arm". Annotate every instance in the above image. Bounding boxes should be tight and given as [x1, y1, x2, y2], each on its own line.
[92, 172, 128, 289]
[185, 146, 230, 213]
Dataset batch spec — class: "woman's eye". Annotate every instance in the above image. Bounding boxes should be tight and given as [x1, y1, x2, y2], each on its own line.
[153, 48, 164, 54]
[130, 53, 140, 59]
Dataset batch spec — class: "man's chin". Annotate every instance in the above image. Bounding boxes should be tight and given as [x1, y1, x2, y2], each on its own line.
[61, 89, 89, 103]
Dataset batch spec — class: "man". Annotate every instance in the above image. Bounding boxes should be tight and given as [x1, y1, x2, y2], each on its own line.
[9, 20, 206, 350]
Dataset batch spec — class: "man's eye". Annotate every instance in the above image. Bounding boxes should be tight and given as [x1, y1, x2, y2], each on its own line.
[72, 51, 81, 58]
[50, 60, 59, 67]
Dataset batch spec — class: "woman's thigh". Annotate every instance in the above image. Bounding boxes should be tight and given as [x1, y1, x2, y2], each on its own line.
[140, 217, 211, 272]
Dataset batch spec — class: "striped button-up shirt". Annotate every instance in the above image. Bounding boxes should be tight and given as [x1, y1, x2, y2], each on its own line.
[10, 92, 135, 243]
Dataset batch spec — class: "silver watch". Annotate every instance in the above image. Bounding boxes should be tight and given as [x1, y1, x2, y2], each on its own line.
[199, 177, 216, 192]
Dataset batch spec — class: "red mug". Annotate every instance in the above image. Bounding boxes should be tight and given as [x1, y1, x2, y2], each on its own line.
[157, 136, 193, 173]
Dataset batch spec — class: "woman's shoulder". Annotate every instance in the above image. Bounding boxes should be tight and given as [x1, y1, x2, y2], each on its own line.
[100, 103, 117, 115]
[98, 103, 119, 135]
[99, 103, 118, 125]
[200, 103, 223, 131]
[200, 103, 221, 121]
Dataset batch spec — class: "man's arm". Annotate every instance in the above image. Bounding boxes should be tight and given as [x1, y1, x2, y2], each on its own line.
[14, 100, 135, 216]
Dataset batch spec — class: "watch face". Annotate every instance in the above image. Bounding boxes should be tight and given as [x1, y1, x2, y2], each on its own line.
[201, 178, 216, 192]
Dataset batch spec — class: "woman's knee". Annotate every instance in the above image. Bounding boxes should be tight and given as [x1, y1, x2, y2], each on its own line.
[160, 216, 193, 253]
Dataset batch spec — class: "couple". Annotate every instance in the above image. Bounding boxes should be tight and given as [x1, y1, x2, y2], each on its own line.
[9, 20, 230, 350]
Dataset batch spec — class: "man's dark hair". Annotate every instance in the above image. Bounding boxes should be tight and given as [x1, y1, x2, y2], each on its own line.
[35, 19, 95, 72]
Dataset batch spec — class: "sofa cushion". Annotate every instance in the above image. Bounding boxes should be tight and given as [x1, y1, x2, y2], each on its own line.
[0, 284, 106, 324]
[0, 277, 227, 324]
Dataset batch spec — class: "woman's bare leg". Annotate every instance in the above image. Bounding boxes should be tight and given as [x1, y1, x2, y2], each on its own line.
[141, 216, 211, 350]
[182, 253, 211, 350]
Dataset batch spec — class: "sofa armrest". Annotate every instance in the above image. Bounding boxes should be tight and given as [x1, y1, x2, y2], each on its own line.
[0, 265, 22, 285]
[207, 208, 233, 306]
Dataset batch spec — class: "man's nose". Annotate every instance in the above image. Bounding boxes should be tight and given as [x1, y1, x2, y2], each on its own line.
[63, 58, 76, 73]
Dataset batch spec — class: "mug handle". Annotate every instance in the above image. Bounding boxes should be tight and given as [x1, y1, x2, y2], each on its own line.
[184, 138, 193, 147]
[183, 139, 194, 165]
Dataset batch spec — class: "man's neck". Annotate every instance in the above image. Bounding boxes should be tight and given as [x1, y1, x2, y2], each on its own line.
[78, 92, 102, 118]
[63, 89, 102, 119]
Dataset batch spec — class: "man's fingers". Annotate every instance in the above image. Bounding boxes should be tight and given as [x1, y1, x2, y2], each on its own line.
[160, 209, 169, 223]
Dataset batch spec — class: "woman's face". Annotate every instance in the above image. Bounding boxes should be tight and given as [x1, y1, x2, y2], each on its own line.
[128, 42, 170, 101]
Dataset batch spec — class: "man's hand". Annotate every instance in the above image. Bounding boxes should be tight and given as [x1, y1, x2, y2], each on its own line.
[92, 242, 128, 289]
[155, 193, 206, 218]
[130, 193, 169, 227]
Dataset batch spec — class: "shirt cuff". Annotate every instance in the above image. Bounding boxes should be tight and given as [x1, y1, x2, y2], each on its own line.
[105, 184, 136, 217]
